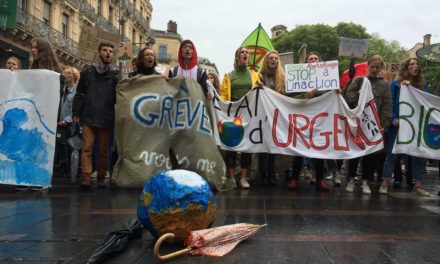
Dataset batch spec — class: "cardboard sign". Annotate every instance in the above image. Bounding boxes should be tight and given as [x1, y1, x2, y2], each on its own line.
[118, 42, 133, 60]
[78, 25, 119, 63]
[285, 60, 340, 93]
[339, 37, 369, 58]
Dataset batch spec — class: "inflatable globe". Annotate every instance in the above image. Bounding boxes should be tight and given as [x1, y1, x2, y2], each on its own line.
[137, 170, 217, 243]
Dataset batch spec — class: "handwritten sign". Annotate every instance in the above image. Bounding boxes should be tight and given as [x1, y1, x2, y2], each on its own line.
[78, 25, 119, 63]
[339, 37, 369, 58]
[285, 60, 340, 93]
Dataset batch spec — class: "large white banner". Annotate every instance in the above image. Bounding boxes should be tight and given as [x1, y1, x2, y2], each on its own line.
[211, 77, 384, 159]
[0, 70, 59, 187]
[392, 85, 440, 159]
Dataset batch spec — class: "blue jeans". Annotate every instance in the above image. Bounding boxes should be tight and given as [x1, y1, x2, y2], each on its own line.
[382, 127, 424, 181]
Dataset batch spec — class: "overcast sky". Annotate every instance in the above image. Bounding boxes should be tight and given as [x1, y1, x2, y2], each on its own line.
[150, 0, 439, 77]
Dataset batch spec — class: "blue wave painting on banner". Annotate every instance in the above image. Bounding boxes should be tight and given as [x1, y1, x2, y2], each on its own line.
[0, 70, 60, 187]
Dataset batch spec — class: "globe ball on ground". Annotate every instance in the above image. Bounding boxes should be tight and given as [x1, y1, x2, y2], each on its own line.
[137, 169, 217, 243]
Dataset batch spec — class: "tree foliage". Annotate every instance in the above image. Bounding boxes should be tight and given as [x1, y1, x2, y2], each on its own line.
[272, 22, 407, 74]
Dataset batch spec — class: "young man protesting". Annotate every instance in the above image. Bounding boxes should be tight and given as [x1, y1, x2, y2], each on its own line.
[73, 42, 119, 189]
[168, 39, 208, 95]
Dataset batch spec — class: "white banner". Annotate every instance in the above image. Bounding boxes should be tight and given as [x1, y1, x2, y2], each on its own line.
[210, 77, 384, 159]
[392, 85, 440, 159]
[285, 60, 340, 93]
[0, 70, 59, 187]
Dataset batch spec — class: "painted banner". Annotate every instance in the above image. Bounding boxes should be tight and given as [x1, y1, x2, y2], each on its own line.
[113, 76, 229, 190]
[392, 85, 440, 159]
[210, 77, 384, 159]
[338, 37, 369, 58]
[285, 60, 340, 93]
[0, 69, 60, 187]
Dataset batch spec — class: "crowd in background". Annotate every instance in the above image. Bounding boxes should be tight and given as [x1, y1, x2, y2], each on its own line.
[3, 37, 439, 197]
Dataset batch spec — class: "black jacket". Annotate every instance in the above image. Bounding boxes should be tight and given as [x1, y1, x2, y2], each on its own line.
[72, 64, 119, 128]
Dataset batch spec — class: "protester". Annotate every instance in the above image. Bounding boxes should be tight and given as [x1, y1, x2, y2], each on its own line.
[128, 57, 138, 78]
[219, 47, 260, 188]
[134, 47, 160, 76]
[380, 58, 430, 196]
[73, 42, 119, 189]
[16, 38, 62, 191]
[344, 55, 392, 195]
[169, 40, 208, 95]
[207, 72, 220, 92]
[257, 51, 285, 186]
[54, 67, 80, 176]
[287, 52, 330, 191]
[5, 56, 21, 71]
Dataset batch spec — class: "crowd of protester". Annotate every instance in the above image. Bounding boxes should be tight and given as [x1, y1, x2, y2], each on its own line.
[3, 37, 439, 197]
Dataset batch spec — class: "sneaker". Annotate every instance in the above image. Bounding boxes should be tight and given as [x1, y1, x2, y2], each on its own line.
[379, 184, 388, 195]
[333, 171, 342, 186]
[345, 181, 355, 192]
[91, 171, 97, 178]
[414, 187, 430, 197]
[315, 181, 329, 191]
[287, 179, 298, 190]
[15, 186, 30, 191]
[80, 178, 91, 189]
[97, 180, 107, 188]
[31, 186, 48, 191]
[304, 170, 313, 179]
[240, 178, 250, 189]
[362, 183, 371, 194]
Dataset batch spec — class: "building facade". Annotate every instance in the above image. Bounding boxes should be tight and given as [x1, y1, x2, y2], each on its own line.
[0, 0, 153, 69]
[150, 20, 182, 70]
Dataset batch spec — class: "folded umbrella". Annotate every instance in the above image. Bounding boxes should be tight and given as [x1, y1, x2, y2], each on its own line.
[154, 223, 267, 262]
[87, 219, 144, 264]
[67, 125, 82, 183]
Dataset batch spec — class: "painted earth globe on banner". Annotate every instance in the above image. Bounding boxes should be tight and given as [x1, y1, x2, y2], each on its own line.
[137, 170, 217, 243]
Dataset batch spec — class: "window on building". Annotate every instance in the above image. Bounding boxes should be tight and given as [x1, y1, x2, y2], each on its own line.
[17, 0, 27, 10]
[139, 36, 143, 47]
[109, 6, 114, 22]
[159, 45, 167, 55]
[132, 29, 136, 42]
[43, 1, 51, 26]
[97, 0, 103, 15]
[62, 14, 68, 36]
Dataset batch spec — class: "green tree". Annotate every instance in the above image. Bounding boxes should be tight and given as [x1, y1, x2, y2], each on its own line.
[273, 22, 408, 76]
[368, 33, 407, 62]
[424, 61, 440, 96]
[272, 24, 339, 62]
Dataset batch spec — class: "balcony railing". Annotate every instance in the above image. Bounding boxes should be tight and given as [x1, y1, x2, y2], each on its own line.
[96, 15, 119, 35]
[66, 0, 81, 9]
[80, 1, 97, 21]
[157, 53, 171, 63]
[15, 8, 79, 57]
[133, 9, 150, 33]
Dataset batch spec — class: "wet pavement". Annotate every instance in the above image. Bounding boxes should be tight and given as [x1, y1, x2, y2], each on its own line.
[0, 165, 439, 264]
